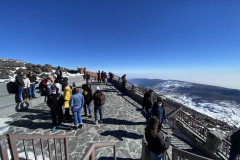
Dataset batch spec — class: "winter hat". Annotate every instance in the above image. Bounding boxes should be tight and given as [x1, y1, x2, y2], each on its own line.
[96, 86, 100, 91]
[52, 87, 57, 91]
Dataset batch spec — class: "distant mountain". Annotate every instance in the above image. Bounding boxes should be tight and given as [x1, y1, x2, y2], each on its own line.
[129, 78, 240, 127]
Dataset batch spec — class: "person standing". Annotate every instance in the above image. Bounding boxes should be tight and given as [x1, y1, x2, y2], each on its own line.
[229, 129, 240, 160]
[150, 98, 167, 131]
[86, 72, 91, 84]
[22, 74, 30, 101]
[47, 87, 64, 131]
[70, 88, 84, 130]
[15, 71, 24, 102]
[92, 86, 105, 124]
[61, 77, 68, 92]
[82, 84, 92, 118]
[145, 116, 171, 160]
[121, 74, 127, 92]
[55, 66, 62, 81]
[28, 71, 37, 99]
[97, 71, 101, 83]
[63, 85, 72, 121]
[142, 90, 154, 122]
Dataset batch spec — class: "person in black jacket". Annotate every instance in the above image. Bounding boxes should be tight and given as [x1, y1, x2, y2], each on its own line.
[55, 66, 62, 81]
[121, 74, 127, 92]
[229, 129, 240, 160]
[145, 116, 171, 160]
[27, 71, 37, 99]
[142, 90, 154, 122]
[47, 87, 64, 131]
[150, 98, 167, 131]
[82, 84, 92, 118]
[15, 71, 24, 102]
[61, 77, 68, 92]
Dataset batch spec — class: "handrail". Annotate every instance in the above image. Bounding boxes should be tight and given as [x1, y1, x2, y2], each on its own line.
[82, 142, 116, 160]
[7, 134, 69, 160]
[172, 147, 213, 160]
[176, 110, 210, 140]
[163, 150, 172, 160]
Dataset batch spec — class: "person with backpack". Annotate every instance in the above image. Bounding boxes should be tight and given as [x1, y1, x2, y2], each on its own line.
[142, 89, 154, 122]
[92, 86, 105, 124]
[70, 88, 84, 130]
[229, 129, 240, 160]
[63, 85, 72, 121]
[55, 66, 62, 81]
[82, 84, 92, 118]
[145, 116, 171, 160]
[150, 98, 167, 131]
[47, 87, 64, 131]
[15, 71, 24, 102]
[27, 71, 37, 99]
[122, 74, 127, 92]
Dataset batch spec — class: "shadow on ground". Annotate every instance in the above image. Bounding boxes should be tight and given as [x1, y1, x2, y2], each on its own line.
[103, 118, 145, 126]
[100, 130, 142, 141]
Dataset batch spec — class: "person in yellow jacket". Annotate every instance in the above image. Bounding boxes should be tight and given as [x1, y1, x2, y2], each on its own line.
[63, 85, 72, 121]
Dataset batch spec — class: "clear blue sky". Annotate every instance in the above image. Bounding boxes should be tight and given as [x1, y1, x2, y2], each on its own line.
[0, 0, 240, 89]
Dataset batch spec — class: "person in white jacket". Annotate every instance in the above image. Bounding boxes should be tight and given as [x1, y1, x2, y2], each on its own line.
[22, 74, 30, 101]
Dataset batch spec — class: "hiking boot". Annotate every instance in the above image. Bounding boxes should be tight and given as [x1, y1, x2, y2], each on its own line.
[94, 121, 98, 125]
[33, 96, 37, 98]
[29, 97, 32, 100]
[89, 115, 92, 118]
[58, 123, 63, 128]
[83, 114, 87, 117]
[78, 124, 83, 129]
[99, 120, 102, 123]
[51, 126, 57, 131]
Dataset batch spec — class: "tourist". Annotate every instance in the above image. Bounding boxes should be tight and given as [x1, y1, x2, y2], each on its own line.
[108, 72, 113, 83]
[47, 87, 64, 131]
[92, 86, 105, 124]
[46, 77, 53, 96]
[55, 66, 62, 81]
[86, 72, 91, 84]
[142, 89, 154, 122]
[229, 129, 240, 160]
[22, 74, 30, 101]
[27, 71, 37, 99]
[150, 98, 167, 131]
[70, 88, 84, 130]
[61, 77, 68, 92]
[122, 74, 127, 92]
[15, 71, 24, 102]
[97, 70, 101, 83]
[145, 116, 171, 160]
[82, 84, 92, 118]
[53, 79, 62, 94]
[63, 85, 72, 121]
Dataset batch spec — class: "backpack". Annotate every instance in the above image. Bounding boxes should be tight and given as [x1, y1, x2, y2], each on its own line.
[95, 92, 105, 106]
[40, 80, 47, 88]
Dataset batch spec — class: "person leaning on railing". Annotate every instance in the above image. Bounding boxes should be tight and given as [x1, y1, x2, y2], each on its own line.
[145, 116, 171, 160]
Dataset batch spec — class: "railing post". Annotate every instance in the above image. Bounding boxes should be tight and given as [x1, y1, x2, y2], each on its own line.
[0, 136, 9, 160]
[118, 77, 121, 83]
[90, 152, 94, 160]
[113, 145, 116, 160]
[131, 84, 135, 92]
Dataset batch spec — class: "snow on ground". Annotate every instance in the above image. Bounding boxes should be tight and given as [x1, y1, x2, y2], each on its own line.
[0, 118, 13, 135]
[153, 80, 240, 128]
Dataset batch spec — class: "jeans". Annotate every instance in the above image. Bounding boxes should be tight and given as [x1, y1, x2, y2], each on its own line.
[17, 87, 24, 102]
[146, 108, 152, 122]
[72, 109, 82, 127]
[94, 106, 103, 122]
[84, 103, 91, 115]
[29, 84, 35, 98]
[150, 151, 162, 160]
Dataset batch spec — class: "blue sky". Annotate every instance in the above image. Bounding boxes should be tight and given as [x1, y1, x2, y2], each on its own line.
[0, 0, 240, 89]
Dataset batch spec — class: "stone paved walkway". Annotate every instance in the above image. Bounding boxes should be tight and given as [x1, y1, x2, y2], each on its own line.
[2, 82, 146, 159]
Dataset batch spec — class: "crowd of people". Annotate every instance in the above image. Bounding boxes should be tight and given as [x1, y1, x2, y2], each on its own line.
[15, 68, 239, 160]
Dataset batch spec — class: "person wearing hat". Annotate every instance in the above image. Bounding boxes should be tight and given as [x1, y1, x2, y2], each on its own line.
[70, 88, 84, 129]
[150, 98, 167, 131]
[47, 87, 64, 131]
[92, 86, 105, 124]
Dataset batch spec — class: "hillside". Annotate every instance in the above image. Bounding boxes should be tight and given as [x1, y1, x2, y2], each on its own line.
[130, 78, 240, 127]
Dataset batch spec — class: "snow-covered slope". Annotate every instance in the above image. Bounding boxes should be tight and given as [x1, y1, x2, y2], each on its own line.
[130, 78, 240, 128]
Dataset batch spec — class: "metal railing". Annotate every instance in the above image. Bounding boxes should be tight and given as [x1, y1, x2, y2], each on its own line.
[176, 110, 210, 140]
[81, 142, 116, 160]
[172, 147, 213, 160]
[7, 134, 69, 160]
